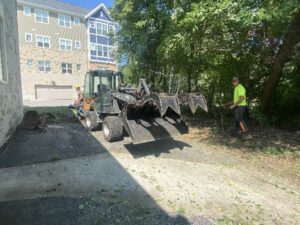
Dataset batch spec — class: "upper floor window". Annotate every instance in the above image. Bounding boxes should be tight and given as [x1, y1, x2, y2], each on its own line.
[36, 35, 50, 48]
[75, 41, 81, 49]
[38, 60, 51, 72]
[59, 38, 72, 51]
[0, 16, 7, 83]
[25, 33, 32, 43]
[58, 14, 71, 28]
[23, 6, 31, 16]
[109, 25, 115, 34]
[61, 63, 72, 74]
[74, 17, 80, 26]
[35, 9, 49, 23]
[96, 22, 108, 36]
[89, 20, 95, 28]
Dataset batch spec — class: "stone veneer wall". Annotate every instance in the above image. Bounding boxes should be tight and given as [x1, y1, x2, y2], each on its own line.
[0, 0, 23, 147]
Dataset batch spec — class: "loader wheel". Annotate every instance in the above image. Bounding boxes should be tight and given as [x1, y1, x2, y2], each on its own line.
[102, 116, 123, 142]
[85, 111, 98, 131]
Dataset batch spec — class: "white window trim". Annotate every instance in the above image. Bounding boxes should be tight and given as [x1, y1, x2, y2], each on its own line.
[89, 20, 95, 28]
[74, 41, 81, 49]
[95, 22, 109, 36]
[23, 6, 31, 16]
[61, 63, 72, 74]
[36, 34, 51, 48]
[90, 44, 116, 60]
[73, 17, 80, 26]
[58, 14, 72, 28]
[25, 33, 32, 43]
[59, 38, 73, 51]
[0, 5, 8, 84]
[38, 60, 51, 73]
[34, 8, 49, 24]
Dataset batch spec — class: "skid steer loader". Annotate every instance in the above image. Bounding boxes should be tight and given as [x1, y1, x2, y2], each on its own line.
[81, 70, 207, 144]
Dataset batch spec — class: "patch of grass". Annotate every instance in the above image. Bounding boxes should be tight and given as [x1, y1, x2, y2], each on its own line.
[50, 154, 60, 161]
[217, 217, 235, 225]
[293, 151, 300, 159]
[176, 207, 186, 215]
[264, 146, 292, 156]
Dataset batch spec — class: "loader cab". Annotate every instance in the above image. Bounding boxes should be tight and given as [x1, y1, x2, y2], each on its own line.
[83, 69, 123, 114]
[83, 70, 123, 98]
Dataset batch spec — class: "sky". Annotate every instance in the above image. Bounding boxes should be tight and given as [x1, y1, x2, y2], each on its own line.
[61, 0, 114, 9]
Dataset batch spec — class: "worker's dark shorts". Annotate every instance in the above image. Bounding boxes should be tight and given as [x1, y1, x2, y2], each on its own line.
[234, 106, 248, 131]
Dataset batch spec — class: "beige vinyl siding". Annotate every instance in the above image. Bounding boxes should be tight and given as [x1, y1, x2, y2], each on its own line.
[17, 5, 87, 51]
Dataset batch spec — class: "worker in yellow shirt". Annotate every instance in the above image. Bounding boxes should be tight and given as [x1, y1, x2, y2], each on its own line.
[230, 77, 252, 140]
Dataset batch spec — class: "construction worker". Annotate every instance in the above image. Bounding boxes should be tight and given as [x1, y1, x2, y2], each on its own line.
[230, 77, 252, 140]
[74, 84, 84, 105]
[68, 84, 84, 109]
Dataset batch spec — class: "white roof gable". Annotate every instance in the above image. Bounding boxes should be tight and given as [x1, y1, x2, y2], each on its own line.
[85, 3, 111, 20]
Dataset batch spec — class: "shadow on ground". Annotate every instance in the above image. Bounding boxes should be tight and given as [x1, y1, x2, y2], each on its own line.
[125, 138, 192, 159]
[187, 117, 300, 155]
[0, 106, 214, 225]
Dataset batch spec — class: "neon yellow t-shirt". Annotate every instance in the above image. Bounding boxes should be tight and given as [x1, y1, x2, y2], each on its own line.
[234, 84, 247, 106]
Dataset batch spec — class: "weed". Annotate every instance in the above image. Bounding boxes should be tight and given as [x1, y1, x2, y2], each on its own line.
[176, 207, 186, 215]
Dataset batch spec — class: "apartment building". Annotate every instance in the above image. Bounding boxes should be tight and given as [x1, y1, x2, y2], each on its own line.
[17, 0, 117, 101]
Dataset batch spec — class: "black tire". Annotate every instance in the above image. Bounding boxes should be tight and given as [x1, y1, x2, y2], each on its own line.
[85, 111, 98, 131]
[102, 116, 123, 142]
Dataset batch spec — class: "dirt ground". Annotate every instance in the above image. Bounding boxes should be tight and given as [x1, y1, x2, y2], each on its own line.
[0, 107, 299, 225]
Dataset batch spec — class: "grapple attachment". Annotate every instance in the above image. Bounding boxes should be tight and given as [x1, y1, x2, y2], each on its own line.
[121, 94, 188, 144]
[180, 93, 208, 113]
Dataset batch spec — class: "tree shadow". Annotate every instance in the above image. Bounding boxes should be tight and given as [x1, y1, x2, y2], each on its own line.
[188, 118, 300, 154]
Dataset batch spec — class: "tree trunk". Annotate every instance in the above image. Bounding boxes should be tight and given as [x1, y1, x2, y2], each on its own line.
[262, 11, 300, 113]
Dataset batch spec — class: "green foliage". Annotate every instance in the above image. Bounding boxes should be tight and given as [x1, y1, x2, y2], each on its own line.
[112, 0, 300, 125]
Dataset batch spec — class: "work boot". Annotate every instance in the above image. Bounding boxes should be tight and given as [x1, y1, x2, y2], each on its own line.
[242, 133, 253, 141]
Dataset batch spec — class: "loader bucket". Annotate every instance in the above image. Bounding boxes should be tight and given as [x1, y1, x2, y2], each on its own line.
[181, 93, 208, 114]
[189, 93, 208, 113]
[121, 95, 188, 144]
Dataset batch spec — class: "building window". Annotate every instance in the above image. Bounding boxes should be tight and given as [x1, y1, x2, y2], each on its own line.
[38, 60, 50, 72]
[61, 63, 72, 74]
[74, 17, 80, 26]
[0, 16, 7, 82]
[27, 59, 33, 68]
[91, 44, 116, 59]
[59, 38, 72, 51]
[58, 14, 71, 28]
[75, 41, 81, 49]
[77, 64, 81, 70]
[109, 25, 115, 34]
[36, 35, 50, 48]
[35, 9, 49, 23]
[90, 43, 96, 51]
[23, 6, 31, 16]
[25, 33, 32, 43]
[108, 47, 115, 59]
[96, 22, 108, 36]
[89, 20, 95, 28]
